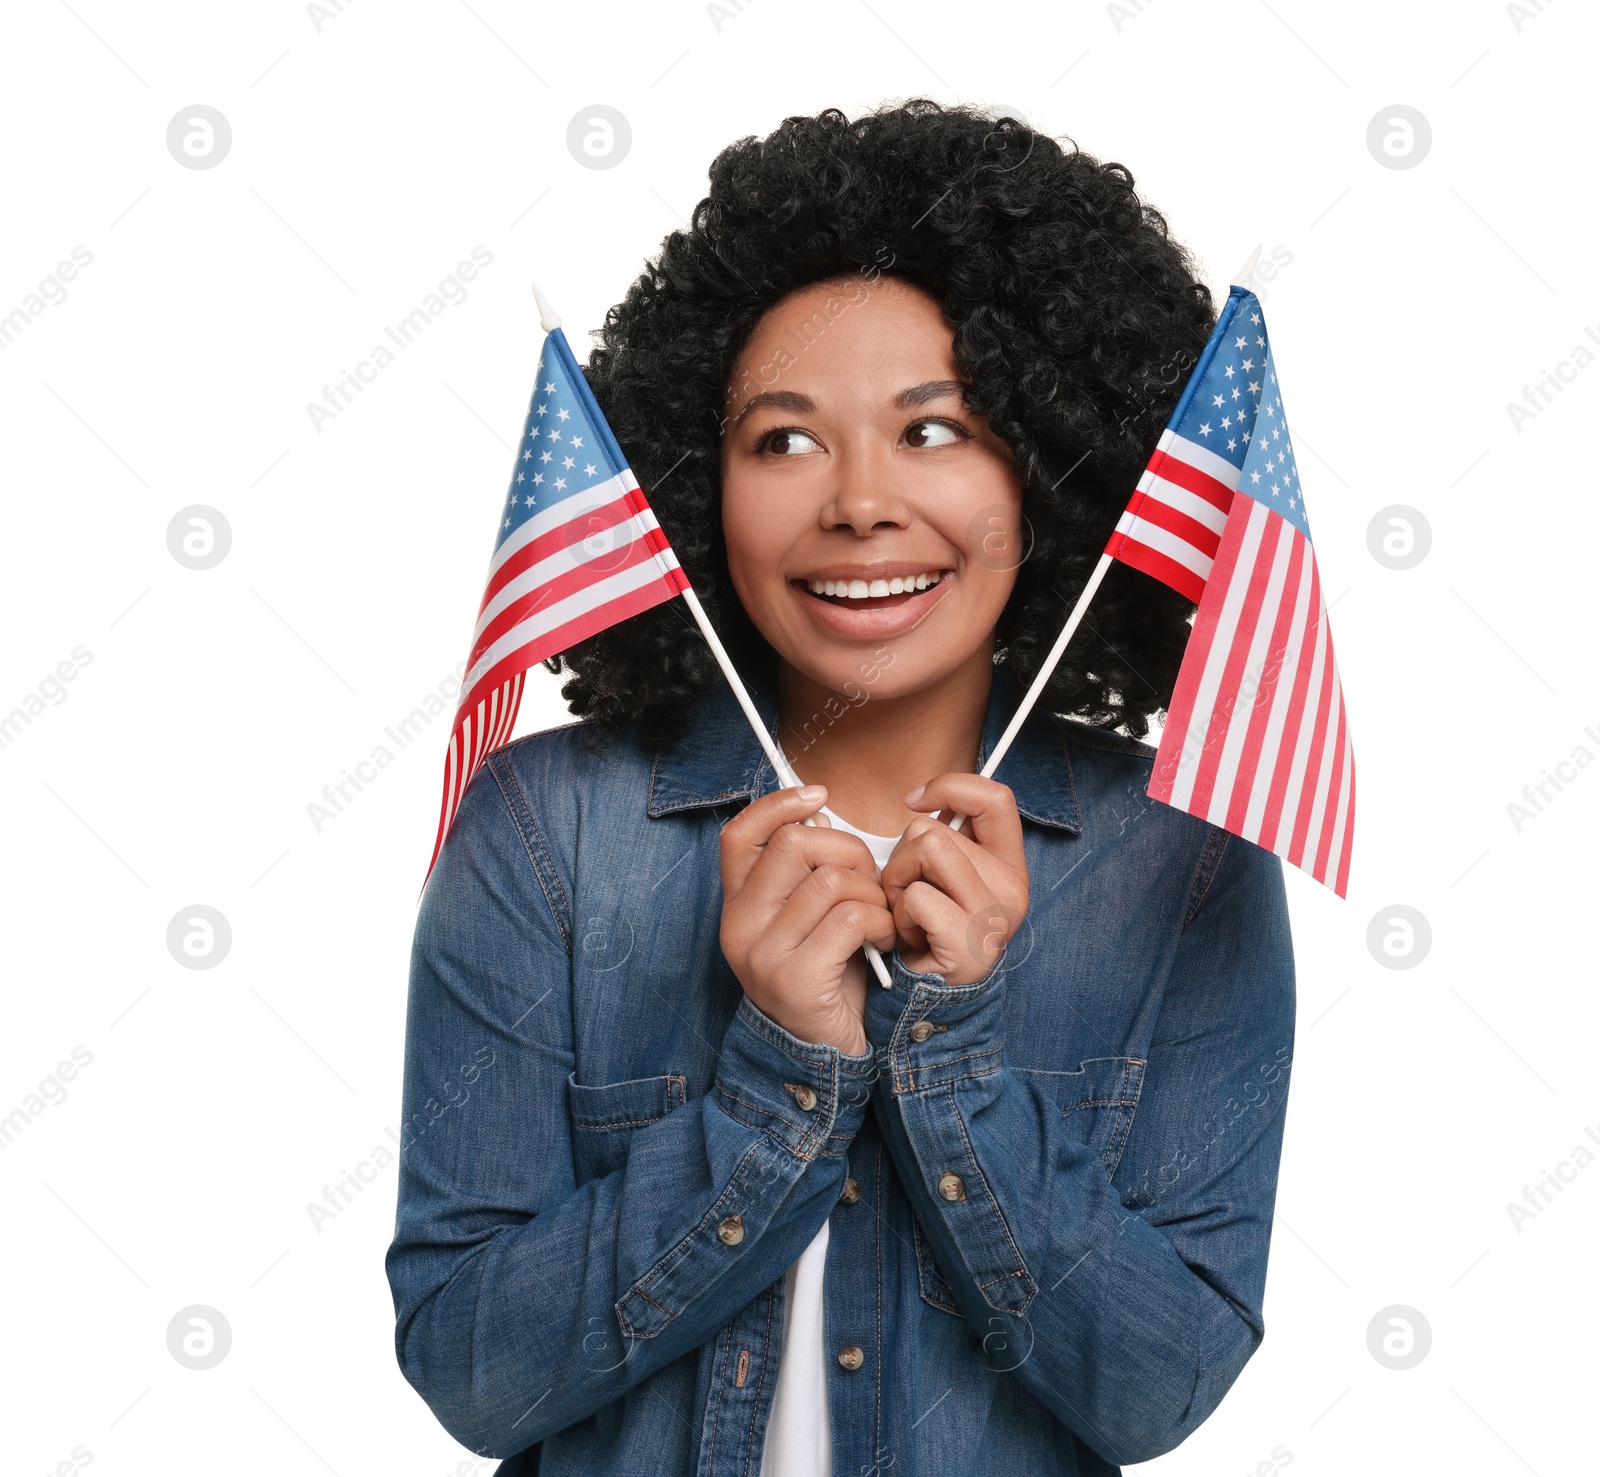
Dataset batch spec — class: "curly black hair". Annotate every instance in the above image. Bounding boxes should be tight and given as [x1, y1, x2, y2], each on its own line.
[550, 99, 1214, 747]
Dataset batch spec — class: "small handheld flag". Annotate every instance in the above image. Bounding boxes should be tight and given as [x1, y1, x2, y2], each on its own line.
[425, 291, 690, 882]
[423, 286, 898, 986]
[1106, 283, 1355, 897]
[938, 252, 1354, 902]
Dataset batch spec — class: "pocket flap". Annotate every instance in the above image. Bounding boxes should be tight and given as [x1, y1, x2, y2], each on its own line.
[568, 1072, 687, 1132]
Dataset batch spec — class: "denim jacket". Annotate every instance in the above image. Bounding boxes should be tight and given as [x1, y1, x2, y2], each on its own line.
[385, 665, 1296, 1477]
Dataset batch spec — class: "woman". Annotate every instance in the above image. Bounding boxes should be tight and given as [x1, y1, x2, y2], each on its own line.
[386, 101, 1295, 1477]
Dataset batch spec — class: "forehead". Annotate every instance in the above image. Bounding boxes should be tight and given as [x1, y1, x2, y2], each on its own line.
[726, 274, 958, 406]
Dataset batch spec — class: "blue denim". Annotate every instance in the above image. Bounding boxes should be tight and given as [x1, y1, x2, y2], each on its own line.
[385, 665, 1296, 1476]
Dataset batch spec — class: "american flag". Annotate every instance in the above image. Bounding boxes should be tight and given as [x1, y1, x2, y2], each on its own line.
[1106, 286, 1355, 896]
[425, 321, 689, 882]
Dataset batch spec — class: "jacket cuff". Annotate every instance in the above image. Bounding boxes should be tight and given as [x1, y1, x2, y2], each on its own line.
[713, 996, 877, 1161]
[865, 947, 1010, 1097]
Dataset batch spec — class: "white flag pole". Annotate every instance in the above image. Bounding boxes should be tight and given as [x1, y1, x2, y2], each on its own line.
[932, 245, 1264, 842]
[534, 286, 896, 990]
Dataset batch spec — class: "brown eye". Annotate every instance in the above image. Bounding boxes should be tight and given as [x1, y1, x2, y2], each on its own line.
[904, 418, 966, 449]
[761, 428, 822, 456]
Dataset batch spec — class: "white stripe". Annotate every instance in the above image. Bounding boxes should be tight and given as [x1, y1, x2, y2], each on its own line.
[442, 729, 460, 838]
[1167, 500, 1269, 812]
[487, 471, 630, 580]
[1136, 472, 1231, 534]
[1320, 706, 1355, 889]
[1160, 428, 1246, 491]
[1296, 627, 1342, 864]
[463, 556, 671, 698]
[1271, 585, 1330, 854]
[1204, 514, 1296, 829]
[1241, 537, 1315, 843]
[475, 511, 656, 647]
[1114, 512, 1215, 579]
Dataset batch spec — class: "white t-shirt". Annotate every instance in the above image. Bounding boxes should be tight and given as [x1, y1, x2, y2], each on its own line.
[759, 803, 900, 1477]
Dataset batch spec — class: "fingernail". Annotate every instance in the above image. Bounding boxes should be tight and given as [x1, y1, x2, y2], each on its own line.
[904, 784, 925, 805]
[798, 784, 827, 802]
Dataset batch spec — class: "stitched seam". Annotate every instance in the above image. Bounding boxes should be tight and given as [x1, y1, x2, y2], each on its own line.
[713, 1085, 821, 1160]
[703, 1316, 731, 1477]
[489, 754, 574, 957]
[946, 1081, 1035, 1311]
[900, 1062, 1003, 1092]
[908, 1045, 1002, 1075]
[914, 1214, 962, 1315]
[1182, 828, 1232, 926]
[977, 1269, 1031, 1290]
[739, 1287, 778, 1477]
[628, 1138, 770, 1309]
[573, 1115, 668, 1132]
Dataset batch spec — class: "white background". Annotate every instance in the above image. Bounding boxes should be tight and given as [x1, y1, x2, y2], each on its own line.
[2, 1, 1595, 1473]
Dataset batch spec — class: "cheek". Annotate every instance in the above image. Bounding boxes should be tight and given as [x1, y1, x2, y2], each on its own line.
[720, 471, 790, 607]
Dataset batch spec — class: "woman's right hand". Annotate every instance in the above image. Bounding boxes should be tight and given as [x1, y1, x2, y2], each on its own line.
[719, 784, 896, 1057]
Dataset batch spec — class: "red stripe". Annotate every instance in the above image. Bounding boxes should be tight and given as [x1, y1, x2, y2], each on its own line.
[1224, 523, 1305, 837]
[458, 575, 682, 721]
[480, 491, 637, 614]
[468, 535, 662, 672]
[1333, 754, 1356, 899]
[1285, 623, 1338, 869]
[1143, 448, 1235, 513]
[1311, 701, 1348, 886]
[1107, 536, 1208, 604]
[1187, 503, 1276, 819]
[1256, 560, 1323, 854]
[1121, 495, 1224, 562]
[1149, 493, 1248, 800]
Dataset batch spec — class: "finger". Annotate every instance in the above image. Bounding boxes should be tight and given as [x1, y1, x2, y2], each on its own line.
[880, 816, 993, 916]
[904, 774, 1027, 871]
[892, 880, 971, 963]
[738, 820, 884, 921]
[763, 865, 890, 960]
[802, 897, 898, 969]
[720, 784, 828, 897]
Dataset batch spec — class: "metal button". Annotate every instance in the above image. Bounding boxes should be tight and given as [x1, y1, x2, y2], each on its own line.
[909, 1021, 935, 1043]
[717, 1215, 745, 1246]
[839, 1177, 861, 1206]
[836, 1344, 865, 1371]
[788, 1082, 818, 1112]
[937, 1172, 967, 1202]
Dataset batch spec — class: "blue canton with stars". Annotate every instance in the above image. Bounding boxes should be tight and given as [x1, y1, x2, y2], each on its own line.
[497, 326, 630, 551]
[1168, 287, 1313, 544]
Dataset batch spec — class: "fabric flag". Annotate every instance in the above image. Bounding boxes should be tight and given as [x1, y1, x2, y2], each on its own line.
[426, 323, 690, 882]
[1105, 286, 1355, 896]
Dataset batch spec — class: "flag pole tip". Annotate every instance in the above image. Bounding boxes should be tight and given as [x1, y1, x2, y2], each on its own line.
[1230, 243, 1264, 290]
[531, 282, 562, 332]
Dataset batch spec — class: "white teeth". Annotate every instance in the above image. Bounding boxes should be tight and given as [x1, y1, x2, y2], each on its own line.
[805, 571, 945, 600]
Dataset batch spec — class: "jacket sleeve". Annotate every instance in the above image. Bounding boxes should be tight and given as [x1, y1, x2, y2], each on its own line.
[864, 829, 1295, 1466]
[385, 764, 875, 1460]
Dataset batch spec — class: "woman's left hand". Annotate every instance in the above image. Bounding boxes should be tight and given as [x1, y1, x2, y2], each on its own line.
[880, 774, 1030, 987]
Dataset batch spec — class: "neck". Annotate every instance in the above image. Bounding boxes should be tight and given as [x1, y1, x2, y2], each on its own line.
[776, 645, 995, 836]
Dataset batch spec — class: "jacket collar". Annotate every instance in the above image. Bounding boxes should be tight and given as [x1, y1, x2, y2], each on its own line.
[646, 663, 1082, 834]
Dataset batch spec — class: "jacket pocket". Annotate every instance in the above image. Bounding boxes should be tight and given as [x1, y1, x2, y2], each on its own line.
[912, 1210, 964, 1317]
[1020, 1056, 1146, 1180]
[567, 1071, 687, 1183]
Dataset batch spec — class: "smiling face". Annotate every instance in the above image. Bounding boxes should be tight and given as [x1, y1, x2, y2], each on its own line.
[720, 274, 1025, 702]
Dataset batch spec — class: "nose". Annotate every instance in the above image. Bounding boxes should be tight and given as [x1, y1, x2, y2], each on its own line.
[822, 436, 912, 536]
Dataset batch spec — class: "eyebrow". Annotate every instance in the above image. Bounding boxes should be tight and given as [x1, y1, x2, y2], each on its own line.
[726, 379, 968, 430]
[893, 379, 968, 410]
[728, 389, 815, 429]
